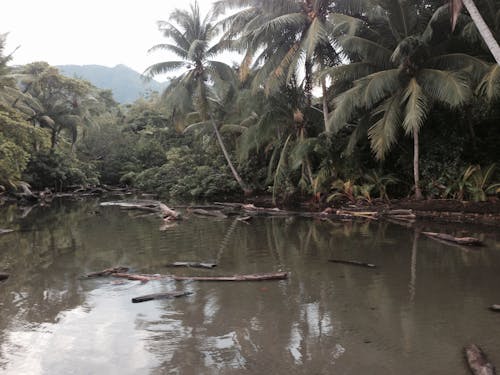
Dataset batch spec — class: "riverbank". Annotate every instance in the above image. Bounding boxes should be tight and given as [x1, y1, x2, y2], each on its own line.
[2, 188, 500, 227]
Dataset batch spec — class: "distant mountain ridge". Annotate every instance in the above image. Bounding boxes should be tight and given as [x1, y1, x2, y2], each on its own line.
[57, 64, 169, 104]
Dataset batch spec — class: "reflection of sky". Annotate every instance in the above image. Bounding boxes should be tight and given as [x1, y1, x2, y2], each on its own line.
[1, 283, 165, 375]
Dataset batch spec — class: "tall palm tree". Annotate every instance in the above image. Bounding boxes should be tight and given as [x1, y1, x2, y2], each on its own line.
[326, 1, 487, 199]
[145, 1, 250, 194]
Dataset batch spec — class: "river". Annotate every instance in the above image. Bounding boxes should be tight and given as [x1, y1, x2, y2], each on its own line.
[0, 198, 499, 374]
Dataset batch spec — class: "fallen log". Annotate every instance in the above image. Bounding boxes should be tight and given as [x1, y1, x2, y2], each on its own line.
[329, 259, 376, 268]
[489, 304, 500, 312]
[422, 232, 483, 246]
[0, 273, 9, 281]
[165, 262, 217, 269]
[0, 228, 14, 235]
[132, 291, 193, 303]
[171, 271, 288, 281]
[464, 344, 496, 375]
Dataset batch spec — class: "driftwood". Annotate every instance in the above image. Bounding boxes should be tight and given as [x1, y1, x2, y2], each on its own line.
[422, 232, 483, 246]
[0, 228, 14, 235]
[489, 304, 500, 312]
[464, 344, 496, 375]
[0, 273, 9, 281]
[329, 259, 377, 268]
[107, 271, 288, 282]
[100, 200, 180, 220]
[165, 262, 217, 269]
[132, 291, 193, 303]
[84, 266, 130, 278]
[171, 272, 288, 281]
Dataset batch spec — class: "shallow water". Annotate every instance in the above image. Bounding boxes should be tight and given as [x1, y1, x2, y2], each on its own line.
[0, 198, 499, 374]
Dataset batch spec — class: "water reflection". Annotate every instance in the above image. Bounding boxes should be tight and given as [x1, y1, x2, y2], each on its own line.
[0, 200, 499, 374]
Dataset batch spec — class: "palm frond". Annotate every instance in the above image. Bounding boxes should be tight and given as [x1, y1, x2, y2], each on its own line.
[302, 17, 329, 60]
[418, 68, 470, 107]
[477, 64, 500, 100]
[368, 93, 403, 160]
[401, 78, 429, 135]
[144, 61, 188, 78]
[147, 43, 188, 59]
[338, 35, 393, 67]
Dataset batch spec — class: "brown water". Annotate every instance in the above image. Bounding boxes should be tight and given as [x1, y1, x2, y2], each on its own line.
[0, 199, 499, 374]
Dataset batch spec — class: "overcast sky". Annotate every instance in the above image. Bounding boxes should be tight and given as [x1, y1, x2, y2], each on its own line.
[1, 0, 221, 81]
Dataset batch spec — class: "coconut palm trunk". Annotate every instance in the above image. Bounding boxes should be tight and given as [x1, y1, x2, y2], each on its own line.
[452, 0, 500, 64]
[321, 77, 329, 131]
[209, 114, 252, 195]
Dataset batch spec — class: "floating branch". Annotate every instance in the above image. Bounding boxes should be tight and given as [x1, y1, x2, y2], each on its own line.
[328, 259, 377, 268]
[131, 291, 193, 303]
[464, 344, 496, 375]
[422, 232, 483, 246]
[0, 273, 9, 281]
[165, 262, 217, 269]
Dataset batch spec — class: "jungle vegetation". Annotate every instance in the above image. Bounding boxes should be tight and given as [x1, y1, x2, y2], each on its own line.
[0, 0, 499, 204]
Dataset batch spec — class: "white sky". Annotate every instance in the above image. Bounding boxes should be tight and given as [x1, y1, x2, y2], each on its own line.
[0, 0, 221, 81]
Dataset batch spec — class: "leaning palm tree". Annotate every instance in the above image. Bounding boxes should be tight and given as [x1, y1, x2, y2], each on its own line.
[326, 2, 488, 199]
[145, 1, 250, 194]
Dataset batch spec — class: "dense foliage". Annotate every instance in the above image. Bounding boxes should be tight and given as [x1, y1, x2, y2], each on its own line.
[0, 0, 499, 203]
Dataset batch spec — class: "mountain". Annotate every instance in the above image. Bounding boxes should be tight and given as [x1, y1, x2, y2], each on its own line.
[56, 64, 169, 104]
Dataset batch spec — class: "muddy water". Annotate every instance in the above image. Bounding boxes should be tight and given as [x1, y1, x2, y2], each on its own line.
[0, 199, 499, 374]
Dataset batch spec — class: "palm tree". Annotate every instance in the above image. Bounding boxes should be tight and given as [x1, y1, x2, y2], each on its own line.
[145, 1, 250, 194]
[214, 0, 358, 130]
[17, 62, 96, 150]
[326, 2, 487, 199]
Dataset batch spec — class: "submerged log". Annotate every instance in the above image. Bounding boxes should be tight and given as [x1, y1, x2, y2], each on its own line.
[464, 344, 496, 375]
[329, 259, 377, 268]
[132, 291, 193, 303]
[165, 262, 217, 269]
[0, 273, 9, 281]
[85, 266, 130, 278]
[111, 272, 166, 282]
[189, 208, 228, 219]
[422, 232, 483, 246]
[172, 271, 288, 281]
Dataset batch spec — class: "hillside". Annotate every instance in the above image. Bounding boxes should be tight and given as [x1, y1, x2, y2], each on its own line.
[57, 64, 169, 104]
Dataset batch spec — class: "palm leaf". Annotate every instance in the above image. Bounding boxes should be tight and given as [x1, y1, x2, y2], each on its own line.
[418, 68, 470, 107]
[401, 78, 429, 135]
[368, 93, 403, 160]
[144, 61, 188, 77]
[477, 64, 500, 100]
